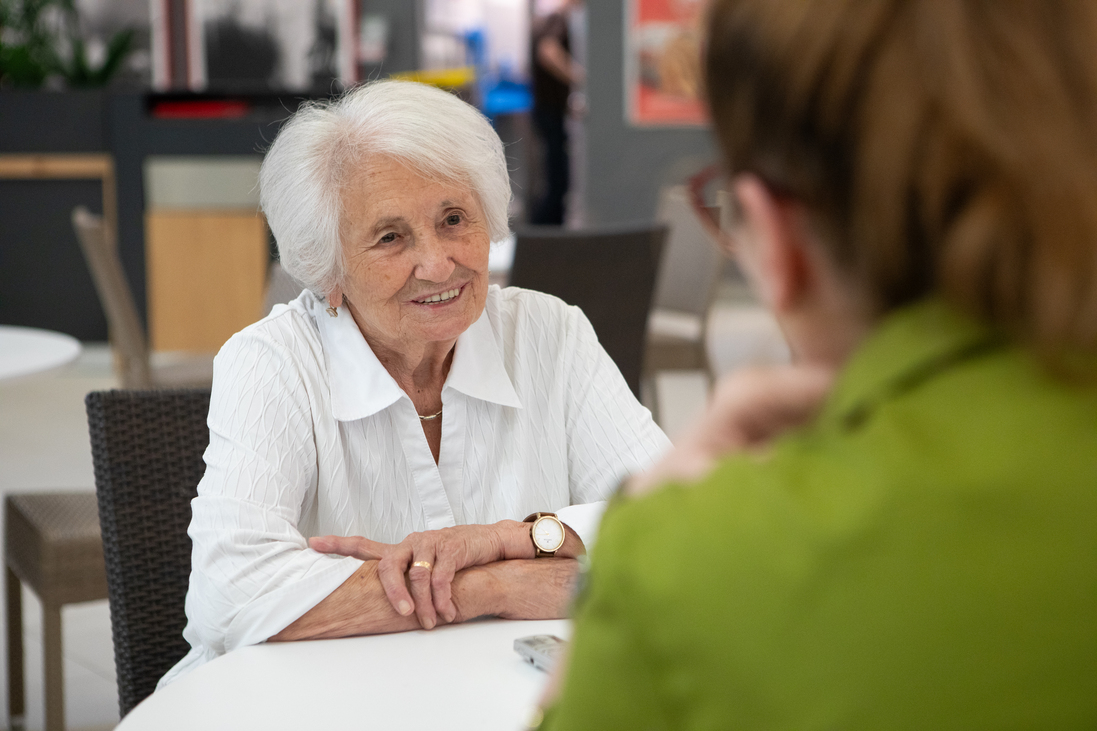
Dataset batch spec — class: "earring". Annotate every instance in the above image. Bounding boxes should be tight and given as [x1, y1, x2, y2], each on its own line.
[326, 293, 345, 318]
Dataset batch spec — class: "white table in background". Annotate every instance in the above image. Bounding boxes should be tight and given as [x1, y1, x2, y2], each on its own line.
[0, 325, 81, 381]
[117, 618, 569, 731]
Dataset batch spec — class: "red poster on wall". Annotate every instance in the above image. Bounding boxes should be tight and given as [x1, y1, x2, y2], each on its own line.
[626, 0, 709, 127]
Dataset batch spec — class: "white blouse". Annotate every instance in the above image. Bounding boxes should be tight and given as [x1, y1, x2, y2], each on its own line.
[161, 285, 670, 686]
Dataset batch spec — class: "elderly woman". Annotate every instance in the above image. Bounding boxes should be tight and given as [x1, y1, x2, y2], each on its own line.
[159, 80, 669, 686]
[541, 0, 1097, 728]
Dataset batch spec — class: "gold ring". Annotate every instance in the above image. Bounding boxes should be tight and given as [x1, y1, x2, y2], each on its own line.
[411, 560, 433, 572]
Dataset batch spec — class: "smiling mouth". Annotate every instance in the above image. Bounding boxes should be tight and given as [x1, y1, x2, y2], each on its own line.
[413, 285, 463, 305]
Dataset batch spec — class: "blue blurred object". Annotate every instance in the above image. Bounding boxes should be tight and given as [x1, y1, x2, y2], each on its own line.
[465, 27, 532, 120]
[465, 28, 488, 71]
[483, 77, 532, 117]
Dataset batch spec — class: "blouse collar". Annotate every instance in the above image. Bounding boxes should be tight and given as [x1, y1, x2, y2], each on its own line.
[311, 291, 522, 422]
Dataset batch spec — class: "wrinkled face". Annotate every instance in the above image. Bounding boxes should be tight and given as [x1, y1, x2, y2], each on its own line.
[333, 156, 491, 354]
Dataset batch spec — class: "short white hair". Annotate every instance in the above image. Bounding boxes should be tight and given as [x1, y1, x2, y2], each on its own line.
[259, 80, 512, 297]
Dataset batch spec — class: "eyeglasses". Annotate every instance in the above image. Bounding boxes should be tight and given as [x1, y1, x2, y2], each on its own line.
[714, 187, 746, 255]
[687, 164, 742, 254]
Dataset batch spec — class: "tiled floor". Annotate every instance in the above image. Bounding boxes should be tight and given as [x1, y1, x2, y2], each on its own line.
[0, 280, 787, 730]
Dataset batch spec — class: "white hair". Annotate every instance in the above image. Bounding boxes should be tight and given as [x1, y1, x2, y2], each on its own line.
[259, 80, 512, 297]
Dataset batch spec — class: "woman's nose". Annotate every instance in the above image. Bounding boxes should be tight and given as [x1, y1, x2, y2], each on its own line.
[412, 233, 457, 283]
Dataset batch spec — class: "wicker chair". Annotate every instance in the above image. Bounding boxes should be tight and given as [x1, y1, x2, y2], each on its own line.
[85, 389, 211, 718]
[72, 207, 214, 389]
[509, 223, 668, 398]
[5, 493, 108, 731]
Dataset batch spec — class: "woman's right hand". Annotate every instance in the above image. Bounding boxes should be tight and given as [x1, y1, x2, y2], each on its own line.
[310, 521, 536, 630]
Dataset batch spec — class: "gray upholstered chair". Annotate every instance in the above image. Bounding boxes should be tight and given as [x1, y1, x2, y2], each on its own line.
[644, 185, 727, 379]
[509, 223, 667, 398]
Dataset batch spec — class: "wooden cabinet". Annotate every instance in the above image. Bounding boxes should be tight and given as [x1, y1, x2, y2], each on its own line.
[145, 210, 268, 353]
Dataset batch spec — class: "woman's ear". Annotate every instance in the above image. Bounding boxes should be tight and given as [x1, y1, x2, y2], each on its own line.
[732, 175, 813, 314]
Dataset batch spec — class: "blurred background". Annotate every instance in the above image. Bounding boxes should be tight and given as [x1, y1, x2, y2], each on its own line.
[0, 1, 788, 728]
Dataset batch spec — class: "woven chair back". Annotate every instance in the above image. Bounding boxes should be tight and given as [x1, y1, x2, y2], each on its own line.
[86, 389, 211, 718]
[509, 223, 667, 398]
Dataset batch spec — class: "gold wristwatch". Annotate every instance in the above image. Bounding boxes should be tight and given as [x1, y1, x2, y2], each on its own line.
[523, 512, 565, 557]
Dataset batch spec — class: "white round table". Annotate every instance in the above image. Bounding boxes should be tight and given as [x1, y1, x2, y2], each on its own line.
[117, 618, 569, 731]
[0, 325, 81, 381]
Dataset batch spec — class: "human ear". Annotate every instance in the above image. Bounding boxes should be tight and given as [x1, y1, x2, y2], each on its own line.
[732, 175, 812, 314]
[327, 285, 344, 311]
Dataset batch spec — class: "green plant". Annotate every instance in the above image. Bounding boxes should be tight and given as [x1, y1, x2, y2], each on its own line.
[0, 0, 58, 86]
[0, 0, 133, 89]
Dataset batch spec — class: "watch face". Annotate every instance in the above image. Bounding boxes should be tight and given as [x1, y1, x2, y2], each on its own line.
[533, 516, 565, 552]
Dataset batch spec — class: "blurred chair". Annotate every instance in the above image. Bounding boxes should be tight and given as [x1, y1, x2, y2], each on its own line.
[263, 261, 304, 316]
[86, 388, 211, 718]
[5, 493, 108, 731]
[71, 207, 214, 388]
[509, 223, 667, 398]
[705, 188, 792, 375]
[644, 185, 726, 380]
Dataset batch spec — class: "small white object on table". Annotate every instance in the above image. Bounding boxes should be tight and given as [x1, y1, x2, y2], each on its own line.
[0, 325, 81, 382]
[118, 618, 569, 731]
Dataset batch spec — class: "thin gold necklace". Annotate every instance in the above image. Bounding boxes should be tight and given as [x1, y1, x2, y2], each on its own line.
[418, 408, 443, 421]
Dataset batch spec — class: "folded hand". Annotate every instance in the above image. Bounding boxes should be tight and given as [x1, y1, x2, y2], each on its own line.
[310, 522, 523, 630]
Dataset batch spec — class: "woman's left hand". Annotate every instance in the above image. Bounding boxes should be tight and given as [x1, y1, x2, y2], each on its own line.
[310, 521, 555, 630]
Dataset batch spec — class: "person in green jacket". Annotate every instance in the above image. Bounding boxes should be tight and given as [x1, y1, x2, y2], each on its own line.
[539, 0, 1097, 728]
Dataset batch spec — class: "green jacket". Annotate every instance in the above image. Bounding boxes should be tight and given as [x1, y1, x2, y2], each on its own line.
[544, 300, 1097, 730]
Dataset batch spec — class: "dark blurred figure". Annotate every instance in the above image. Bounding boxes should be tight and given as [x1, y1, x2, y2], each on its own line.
[205, 15, 278, 91]
[529, 0, 584, 225]
[308, 0, 338, 90]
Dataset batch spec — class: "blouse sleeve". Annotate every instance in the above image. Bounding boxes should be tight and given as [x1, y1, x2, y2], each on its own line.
[561, 306, 671, 508]
[555, 501, 609, 550]
[183, 328, 362, 656]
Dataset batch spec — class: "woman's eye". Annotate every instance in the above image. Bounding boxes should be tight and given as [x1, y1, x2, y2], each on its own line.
[445, 213, 462, 226]
[379, 232, 396, 244]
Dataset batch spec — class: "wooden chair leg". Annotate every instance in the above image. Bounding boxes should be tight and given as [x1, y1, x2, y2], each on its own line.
[42, 602, 64, 731]
[6, 566, 24, 731]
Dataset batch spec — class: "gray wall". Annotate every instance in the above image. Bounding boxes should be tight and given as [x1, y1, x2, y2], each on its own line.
[582, 0, 717, 225]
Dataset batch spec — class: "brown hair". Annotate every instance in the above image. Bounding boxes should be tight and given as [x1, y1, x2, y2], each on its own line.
[705, 0, 1097, 361]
